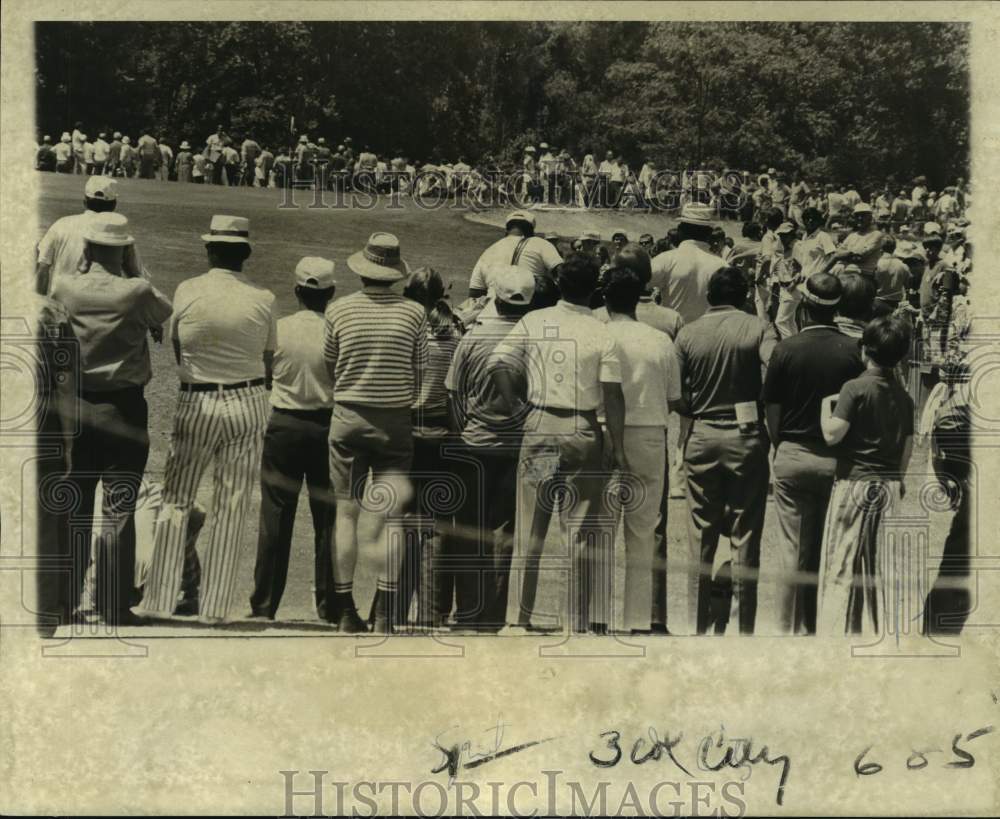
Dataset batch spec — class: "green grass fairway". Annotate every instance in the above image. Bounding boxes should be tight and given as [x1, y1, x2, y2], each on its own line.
[37, 172, 949, 636]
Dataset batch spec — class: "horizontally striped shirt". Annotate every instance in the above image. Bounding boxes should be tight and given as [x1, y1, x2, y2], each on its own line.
[323, 287, 429, 408]
[412, 330, 460, 416]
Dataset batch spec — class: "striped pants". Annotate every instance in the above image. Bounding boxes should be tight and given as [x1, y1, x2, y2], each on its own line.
[141, 385, 269, 619]
[817, 477, 901, 636]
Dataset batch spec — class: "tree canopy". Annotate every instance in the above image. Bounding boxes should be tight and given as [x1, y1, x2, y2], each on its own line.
[35, 21, 969, 186]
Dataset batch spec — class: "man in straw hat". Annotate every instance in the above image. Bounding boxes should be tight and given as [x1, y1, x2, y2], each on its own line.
[761, 272, 863, 635]
[468, 210, 562, 299]
[650, 201, 727, 501]
[249, 257, 338, 622]
[322, 233, 428, 634]
[51, 212, 173, 627]
[651, 202, 725, 326]
[140, 215, 276, 624]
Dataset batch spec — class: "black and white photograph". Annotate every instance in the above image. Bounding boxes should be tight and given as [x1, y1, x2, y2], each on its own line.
[2, 2, 999, 816]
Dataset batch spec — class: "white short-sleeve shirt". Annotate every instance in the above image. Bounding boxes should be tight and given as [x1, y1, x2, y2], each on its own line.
[270, 310, 334, 410]
[469, 234, 562, 292]
[170, 268, 277, 384]
[37, 212, 94, 293]
[603, 317, 681, 427]
[491, 300, 621, 412]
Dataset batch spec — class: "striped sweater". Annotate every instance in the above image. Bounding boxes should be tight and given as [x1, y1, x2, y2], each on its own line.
[323, 288, 429, 408]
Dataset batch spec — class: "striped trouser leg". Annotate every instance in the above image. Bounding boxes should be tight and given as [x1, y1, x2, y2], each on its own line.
[140, 393, 220, 615]
[198, 386, 269, 619]
[816, 478, 896, 636]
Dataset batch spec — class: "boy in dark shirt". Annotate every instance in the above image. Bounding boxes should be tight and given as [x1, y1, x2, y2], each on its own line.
[817, 315, 915, 635]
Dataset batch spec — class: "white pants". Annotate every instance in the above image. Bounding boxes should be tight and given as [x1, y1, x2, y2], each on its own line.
[141, 384, 269, 619]
[617, 426, 666, 631]
[774, 288, 801, 339]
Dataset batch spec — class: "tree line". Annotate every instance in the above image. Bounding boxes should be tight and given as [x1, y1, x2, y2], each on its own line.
[35, 21, 969, 187]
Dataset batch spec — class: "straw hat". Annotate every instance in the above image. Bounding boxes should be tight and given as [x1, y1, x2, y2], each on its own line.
[201, 215, 251, 245]
[346, 233, 409, 282]
[678, 202, 715, 226]
[84, 213, 135, 247]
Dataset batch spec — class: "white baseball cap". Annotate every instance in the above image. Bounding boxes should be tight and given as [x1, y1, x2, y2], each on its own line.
[295, 256, 337, 289]
[505, 210, 536, 229]
[579, 230, 601, 243]
[852, 202, 873, 215]
[491, 265, 535, 305]
[84, 213, 134, 247]
[84, 176, 118, 202]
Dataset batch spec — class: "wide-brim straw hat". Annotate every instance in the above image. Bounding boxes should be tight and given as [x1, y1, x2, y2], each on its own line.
[347, 232, 410, 281]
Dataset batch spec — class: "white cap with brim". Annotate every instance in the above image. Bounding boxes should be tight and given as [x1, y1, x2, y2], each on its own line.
[579, 230, 601, 243]
[347, 232, 409, 282]
[85, 175, 118, 202]
[491, 265, 536, 305]
[852, 203, 873, 215]
[505, 210, 536, 229]
[678, 202, 715, 226]
[776, 222, 796, 235]
[923, 221, 943, 236]
[84, 213, 134, 247]
[295, 256, 336, 289]
[202, 214, 251, 244]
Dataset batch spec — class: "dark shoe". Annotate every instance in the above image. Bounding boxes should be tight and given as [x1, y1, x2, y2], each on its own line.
[588, 621, 609, 636]
[246, 611, 272, 621]
[337, 608, 368, 634]
[650, 622, 671, 636]
[173, 597, 199, 617]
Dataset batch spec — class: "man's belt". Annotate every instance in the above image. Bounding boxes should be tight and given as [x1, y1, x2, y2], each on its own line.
[180, 378, 266, 393]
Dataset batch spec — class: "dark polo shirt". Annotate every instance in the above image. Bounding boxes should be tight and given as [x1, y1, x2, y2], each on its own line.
[762, 324, 864, 446]
[675, 305, 778, 420]
[833, 369, 915, 480]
